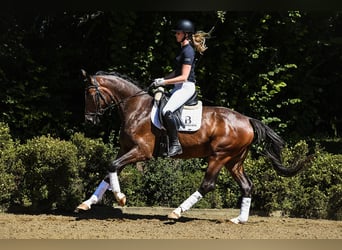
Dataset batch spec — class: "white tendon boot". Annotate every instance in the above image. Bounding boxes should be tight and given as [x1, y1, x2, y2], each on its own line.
[168, 191, 203, 219]
[76, 180, 109, 211]
[109, 172, 126, 206]
[230, 197, 251, 224]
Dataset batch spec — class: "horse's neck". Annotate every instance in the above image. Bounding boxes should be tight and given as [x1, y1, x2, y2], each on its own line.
[102, 76, 151, 120]
[102, 76, 140, 100]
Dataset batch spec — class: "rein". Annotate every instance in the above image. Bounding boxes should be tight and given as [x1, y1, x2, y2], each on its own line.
[85, 76, 149, 118]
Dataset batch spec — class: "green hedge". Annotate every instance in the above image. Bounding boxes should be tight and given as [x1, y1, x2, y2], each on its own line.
[0, 122, 341, 220]
[70, 132, 117, 201]
[242, 141, 342, 219]
[0, 130, 117, 212]
[0, 122, 21, 212]
[13, 135, 83, 212]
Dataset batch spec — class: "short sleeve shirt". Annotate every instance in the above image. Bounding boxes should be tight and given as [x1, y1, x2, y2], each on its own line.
[174, 44, 196, 83]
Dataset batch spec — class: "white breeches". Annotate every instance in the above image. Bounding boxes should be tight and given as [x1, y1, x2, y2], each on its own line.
[162, 81, 196, 115]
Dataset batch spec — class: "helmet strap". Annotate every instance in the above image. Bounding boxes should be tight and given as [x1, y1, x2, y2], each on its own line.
[180, 32, 188, 42]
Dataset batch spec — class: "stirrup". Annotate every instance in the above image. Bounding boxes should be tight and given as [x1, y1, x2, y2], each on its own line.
[168, 144, 183, 157]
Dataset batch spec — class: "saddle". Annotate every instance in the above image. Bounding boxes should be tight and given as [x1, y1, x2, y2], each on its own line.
[153, 87, 199, 131]
[151, 87, 202, 157]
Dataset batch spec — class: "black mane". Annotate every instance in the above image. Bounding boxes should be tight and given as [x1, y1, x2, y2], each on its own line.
[95, 70, 143, 87]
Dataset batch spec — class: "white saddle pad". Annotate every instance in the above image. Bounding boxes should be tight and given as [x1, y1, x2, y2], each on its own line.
[151, 101, 203, 132]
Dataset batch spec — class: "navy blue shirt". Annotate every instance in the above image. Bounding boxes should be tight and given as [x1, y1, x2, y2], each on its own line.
[174, 44, 196, 83]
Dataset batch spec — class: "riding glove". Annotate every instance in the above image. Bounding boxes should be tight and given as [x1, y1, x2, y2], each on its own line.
[150, 78, 165, 88]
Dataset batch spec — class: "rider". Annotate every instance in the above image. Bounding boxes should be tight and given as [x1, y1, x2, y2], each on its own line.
[150, 19, 211, 157]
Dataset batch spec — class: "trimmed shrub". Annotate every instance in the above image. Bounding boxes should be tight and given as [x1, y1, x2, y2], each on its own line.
[0, 131, 118, 213]
[243, 140, 342, 220]
[0, 122, 22, 212]
[288, 145, 342, 219]
[13, 135, 84, 212]
[70, 132, 117, 200]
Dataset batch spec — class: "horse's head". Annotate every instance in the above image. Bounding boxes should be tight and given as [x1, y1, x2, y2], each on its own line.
[82, 69, 113, 125]
[82, 69, 148, 126]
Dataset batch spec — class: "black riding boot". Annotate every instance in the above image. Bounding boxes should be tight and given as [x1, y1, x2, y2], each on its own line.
[164, 111, 183, 156]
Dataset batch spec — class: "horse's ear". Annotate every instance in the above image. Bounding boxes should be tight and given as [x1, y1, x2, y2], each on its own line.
[81, 69, 93, 85]
[81, 69, 87, 78]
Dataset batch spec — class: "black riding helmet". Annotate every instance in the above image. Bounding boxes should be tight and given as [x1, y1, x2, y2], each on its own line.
[172, 19, 195, 34]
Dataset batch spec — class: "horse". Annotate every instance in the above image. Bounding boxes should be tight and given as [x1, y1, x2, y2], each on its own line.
[76, 69, 309, 224]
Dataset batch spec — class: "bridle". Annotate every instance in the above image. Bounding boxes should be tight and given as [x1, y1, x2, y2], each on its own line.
[85, 77, 115, 120]
[84, 76, 148, 120]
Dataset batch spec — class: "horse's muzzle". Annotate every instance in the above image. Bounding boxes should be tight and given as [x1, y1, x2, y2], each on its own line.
[85, 114, 100, 125]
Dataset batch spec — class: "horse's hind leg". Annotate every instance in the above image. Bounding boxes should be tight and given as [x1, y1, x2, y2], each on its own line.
[168, 157, 224, 219]
[226, 159, 253, 224]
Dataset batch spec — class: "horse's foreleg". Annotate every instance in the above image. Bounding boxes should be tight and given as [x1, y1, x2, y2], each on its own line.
[76, 166, 127, 211]
[75, 177, 110, 212]
[168, 158, 223, 219]
[227, 162, 253, 224]
[108, 147, 149, 206]
[107, 171, 126, 206]
[75, 146, 149, 212]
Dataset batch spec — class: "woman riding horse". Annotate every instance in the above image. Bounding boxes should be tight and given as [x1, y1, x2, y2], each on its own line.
[76, 68, 309, 224]
[75, 19, 310, 224]
[150, 19, 211, 156]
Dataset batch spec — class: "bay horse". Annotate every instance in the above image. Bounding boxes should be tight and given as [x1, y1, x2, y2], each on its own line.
[76, 69, 308, 224]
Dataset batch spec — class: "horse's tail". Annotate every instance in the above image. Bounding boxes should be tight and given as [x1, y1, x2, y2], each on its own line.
[249, 118, 306, 177]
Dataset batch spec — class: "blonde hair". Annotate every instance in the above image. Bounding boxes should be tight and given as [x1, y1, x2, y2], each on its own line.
[191, 27, 214, 54]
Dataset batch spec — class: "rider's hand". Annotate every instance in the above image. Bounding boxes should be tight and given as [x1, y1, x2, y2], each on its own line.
[150, 78, 165, 88]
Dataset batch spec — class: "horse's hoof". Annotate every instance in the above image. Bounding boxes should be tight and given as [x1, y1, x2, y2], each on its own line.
[229, 217, 240, 224]
[74, 203, 90, 213]
[230, 217, 247, 224]
[168, 211, 181, 220]
[114, 192, 126, 206]
[118, 196, 126, 206]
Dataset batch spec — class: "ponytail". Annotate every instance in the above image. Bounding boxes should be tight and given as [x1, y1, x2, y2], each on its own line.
[191, 27, 214, 54]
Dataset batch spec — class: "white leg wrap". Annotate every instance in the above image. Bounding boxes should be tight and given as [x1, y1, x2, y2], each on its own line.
[108, 172, 126, 203]
[93, 180, 109, 201]
[178, 191, 203, 214]
[230, 197, 251, 224]
[240, 197, 251, 221]
[82, 180, 109, 208]
[83, 195, 98, 208]
[109, 172, 121, 193]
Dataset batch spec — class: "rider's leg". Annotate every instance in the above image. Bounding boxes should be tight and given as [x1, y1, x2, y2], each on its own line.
[163, 110, 183, 156]
[162, 82, 195, 157]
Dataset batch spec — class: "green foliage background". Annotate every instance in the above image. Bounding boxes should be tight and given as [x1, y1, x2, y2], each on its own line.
[0, 11, 341, 220]
[0, 11, 341, 141]
[0, 123, 341, 220]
